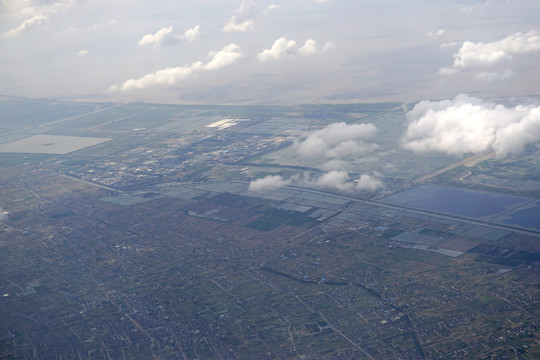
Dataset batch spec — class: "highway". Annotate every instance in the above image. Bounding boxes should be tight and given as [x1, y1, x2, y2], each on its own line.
[413, 151, 495, 184]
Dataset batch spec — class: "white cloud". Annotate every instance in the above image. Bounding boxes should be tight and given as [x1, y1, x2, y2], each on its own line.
[316, 170, 355, 192]
[355, 174, 384, 192]
[14, 0, 76, 17]
[110, 63, 203, 91]
[474, 69, 514, 82]
[310, 171, 383, 193]
[258, 38, 334, 61]
[2, 0, 77, 38]
[428, 29, 445, 37]
[248, 171, 383, 194]
[299, 39, 334, 54]
[138, 26, 173, 46]
[138, 25, 201, 47]
[299, 39, 318, 54]
[247, 170, 383, 194]
[322, 42, 335, 52]
[258, 37, 297, 61]
[0, 208, 8, 222]
[403, 94, 540, 157]
[77, 49, 89, 56]
[248, 175, 291, 192]
[223, 19, 253, 32]
[293, 122, 378, 160]
[449, 30, 540, 70]
[109, 44, 243, 91]
[222, 1, 258, 32]
[440, 41, 459, 48]
[3, 1, 539, 103]
[183, 25, 201, 43]
[2, 15, 48, 38]
[204, 44, 244, 70]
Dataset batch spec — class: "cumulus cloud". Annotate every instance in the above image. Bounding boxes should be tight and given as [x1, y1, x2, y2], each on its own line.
[293, 122, 378, 160]
[138, 26, 173, 46]
[474, 69, 514, 82]
[309, 171, 383, 193]
[299, 39, 335, 54]
[403, 94, 540, 157]
[109, 44, 243, 91]
[183, 25, 201, 42]
[444, 30, 540, 71]
[258, 37, 297, 61]
[299, 39, 318, 54]
[2, 0, 77, 38]
[248, 171, 383, 194]
[258, 38, 334, 61]
[2, 14, 48, 38]
[356, 173, 384, 192]
[222, 1, 258, 32]
[316, 170, 355, 192]
[109, 64, 202, 91]
[428, 29, 445, 37]
[204, 45, 243, 70]
[137, 25, 201, 47]
[248, 175, 291, 192]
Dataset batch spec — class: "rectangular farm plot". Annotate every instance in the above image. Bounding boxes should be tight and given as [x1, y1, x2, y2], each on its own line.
[0, 134, 111, 154]
[392, 231, 443, 246]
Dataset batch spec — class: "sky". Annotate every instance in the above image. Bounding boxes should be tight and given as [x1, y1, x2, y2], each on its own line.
[1, 0, 540, 104]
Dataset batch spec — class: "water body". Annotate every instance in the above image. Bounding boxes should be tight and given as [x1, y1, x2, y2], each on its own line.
[381, 184, 529, 220]
[498, 201, 540, 230]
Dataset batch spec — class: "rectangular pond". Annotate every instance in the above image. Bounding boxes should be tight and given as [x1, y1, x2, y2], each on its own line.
[495, 200, 540, 231]
[381, 184, 530, 220]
